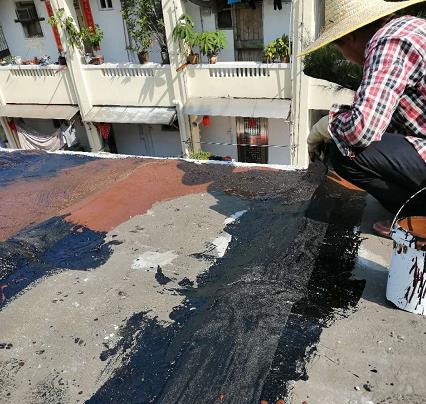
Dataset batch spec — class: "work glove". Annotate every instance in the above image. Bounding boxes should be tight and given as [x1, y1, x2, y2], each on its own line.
[307, 115, 332, 161]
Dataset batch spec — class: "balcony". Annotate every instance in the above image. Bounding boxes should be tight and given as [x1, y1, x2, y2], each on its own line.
[82, 63, 175, 107]
[0, 65, 78, 105]
[186, 62, 292, 99]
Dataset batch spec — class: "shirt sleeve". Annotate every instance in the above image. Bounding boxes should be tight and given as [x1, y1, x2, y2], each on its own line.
[328, 37, 418, 150]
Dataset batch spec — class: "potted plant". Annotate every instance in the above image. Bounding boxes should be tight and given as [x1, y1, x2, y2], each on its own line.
[264, 39, 278, 63]
[264, 35, 291, 63]
[121, 0, 169, 65]
[82, 25, 104, 64]
[197, 30, 227, 64]
[172, 14, 199, 64]
[277, 34, 290, 63]
[48, 9, 84, 51]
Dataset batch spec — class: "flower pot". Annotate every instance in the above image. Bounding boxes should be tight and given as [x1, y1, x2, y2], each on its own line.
[280, 55, 290, 63]
[138, 51, 150, 64]
[187, 53, 199, 64]
[89, 55, 104, 65]
[208, 54, 218, 64]
[58, 56, 67, 66]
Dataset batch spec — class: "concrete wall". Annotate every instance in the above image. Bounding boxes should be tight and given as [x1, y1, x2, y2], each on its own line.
[89, 0, 129, 63]
[0, 0, 59, 60]
[113, 123, 182, 157]
[268, 118, 291, 165]
[199, 116, 238, 160]
[263, 0, 291, 46]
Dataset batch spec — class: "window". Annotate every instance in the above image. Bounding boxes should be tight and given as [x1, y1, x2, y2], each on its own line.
[15, 1, 43, 38]
[99, 0, 113, 10]
[217, 8, 233, 29]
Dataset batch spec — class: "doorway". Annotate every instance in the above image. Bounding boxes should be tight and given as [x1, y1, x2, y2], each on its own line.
[233, 2, 264, 61]
[237, 117, 268, 164]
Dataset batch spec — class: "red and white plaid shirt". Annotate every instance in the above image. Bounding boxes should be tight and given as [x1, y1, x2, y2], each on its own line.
[329, 16, 426, 163]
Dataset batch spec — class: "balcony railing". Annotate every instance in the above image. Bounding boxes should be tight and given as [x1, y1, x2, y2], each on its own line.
[0, 65, 78, 105]
[186, 62, 292, 99]
[82, 63, 175, 107]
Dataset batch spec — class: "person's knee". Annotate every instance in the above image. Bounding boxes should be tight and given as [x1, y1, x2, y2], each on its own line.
[327, 142, 355, 181]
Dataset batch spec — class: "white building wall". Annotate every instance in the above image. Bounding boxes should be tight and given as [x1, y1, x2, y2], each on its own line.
[262, 0, 291, 46]
[113, 123, 182, 157]
[267, 118, 291, 165]
[0, 0, 59, 60]
[89, 0, 130, 63]
[199, 116, 238, 160]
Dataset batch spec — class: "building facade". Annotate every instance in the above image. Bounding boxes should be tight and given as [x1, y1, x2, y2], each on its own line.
[0, 0, 353, 167]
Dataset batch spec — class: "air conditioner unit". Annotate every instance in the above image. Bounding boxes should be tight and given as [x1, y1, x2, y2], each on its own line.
[16, 5, 38, 22]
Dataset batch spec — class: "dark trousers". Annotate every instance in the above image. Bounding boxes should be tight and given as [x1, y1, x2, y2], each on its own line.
[329, 133, 426, 215]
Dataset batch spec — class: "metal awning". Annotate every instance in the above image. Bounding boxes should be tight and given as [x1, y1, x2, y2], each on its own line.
[85, 106, 177, 125]
[183, 98, 291, 120]
[0, 104, 79, 120]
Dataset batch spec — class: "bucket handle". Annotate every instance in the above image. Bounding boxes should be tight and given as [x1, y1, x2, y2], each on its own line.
[391, 186, 426, 230]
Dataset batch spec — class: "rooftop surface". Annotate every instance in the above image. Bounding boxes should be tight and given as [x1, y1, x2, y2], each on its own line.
[0, 150, 425, 404]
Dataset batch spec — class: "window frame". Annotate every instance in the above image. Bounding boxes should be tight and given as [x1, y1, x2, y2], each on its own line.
[98, 0, 114, 11]
[14, 1, 44, 39]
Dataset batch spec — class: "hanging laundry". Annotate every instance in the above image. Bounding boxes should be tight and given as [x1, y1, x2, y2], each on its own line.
[16, 124, 65, 151]
[61, 123, 78, 147]
[96, 123, 111, 140]
[274, 0, 282, 10]
[227, 0, 241, 4]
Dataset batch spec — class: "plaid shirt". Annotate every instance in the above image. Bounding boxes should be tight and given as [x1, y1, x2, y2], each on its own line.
[329, 16, 426, 163]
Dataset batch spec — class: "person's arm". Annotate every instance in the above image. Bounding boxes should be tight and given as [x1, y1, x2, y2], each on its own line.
[329, 37, 420, 151]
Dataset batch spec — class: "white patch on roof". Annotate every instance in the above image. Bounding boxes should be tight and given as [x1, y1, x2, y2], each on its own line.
[224, 210, 248, 225]
[212, 233, 232, 258]
[131, 251, 178, 270]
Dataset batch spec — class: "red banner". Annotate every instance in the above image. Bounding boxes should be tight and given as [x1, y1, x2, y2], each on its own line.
[44, 0, 63, 52]
[81, 0, 95, 30]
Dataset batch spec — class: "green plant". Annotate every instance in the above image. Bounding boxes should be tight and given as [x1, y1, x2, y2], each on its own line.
[81, 25, 104, 49]
[264, 35, 291, 62]
[197, 30, 227, 57]
[121, 0, 168, 59]
[48, 9, 83, 50]
[276, 35, 290, 59]
[303, 44, 363, 91]
[172, 14, 198, 54]
[189, 150, 212, 160]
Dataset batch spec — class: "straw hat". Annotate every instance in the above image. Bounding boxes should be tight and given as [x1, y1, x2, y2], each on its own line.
[300, 0, 426, 56]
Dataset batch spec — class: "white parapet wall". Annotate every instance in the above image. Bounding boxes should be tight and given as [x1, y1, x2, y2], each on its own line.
[0, 65, 78, 105]
[82, 63, 175, 107]
[186, 62, 292, 99]
[308, 78, 356, 110]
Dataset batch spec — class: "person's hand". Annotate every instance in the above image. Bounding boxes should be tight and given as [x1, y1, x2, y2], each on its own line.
[307, 115, 331, 161]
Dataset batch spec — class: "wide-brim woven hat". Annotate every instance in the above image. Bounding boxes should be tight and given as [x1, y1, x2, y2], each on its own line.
[300, 0, 426, 56]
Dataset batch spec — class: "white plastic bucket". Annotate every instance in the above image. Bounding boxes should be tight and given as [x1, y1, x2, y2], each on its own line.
[387, 189, 426, 316]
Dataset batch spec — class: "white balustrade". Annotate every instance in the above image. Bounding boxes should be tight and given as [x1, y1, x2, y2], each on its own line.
[82, 63, 174, 107]
[187, 62, 292, 99]
[0, 65, 78, 105]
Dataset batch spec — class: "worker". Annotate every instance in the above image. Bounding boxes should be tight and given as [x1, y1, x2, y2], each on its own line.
[303, 0, 426, 237]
